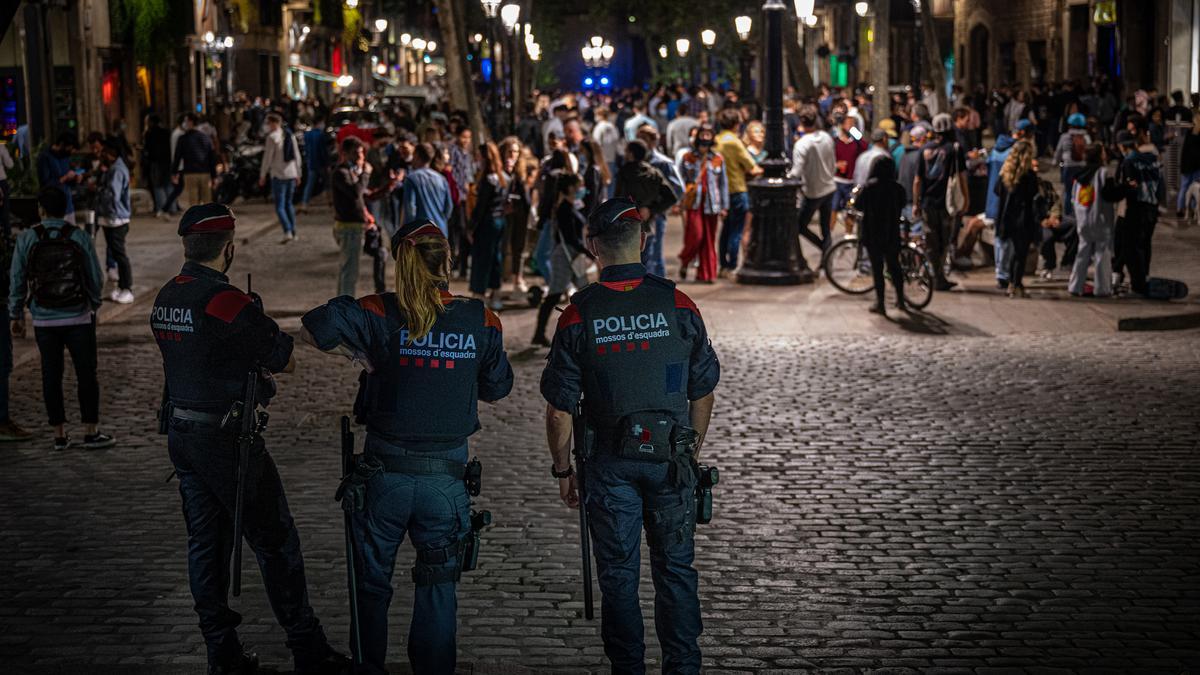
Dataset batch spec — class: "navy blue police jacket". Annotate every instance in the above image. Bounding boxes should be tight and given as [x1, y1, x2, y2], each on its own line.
[151, 262, 294, 410]
[540, 262, 720, 443]
[302, 289, 513, 450]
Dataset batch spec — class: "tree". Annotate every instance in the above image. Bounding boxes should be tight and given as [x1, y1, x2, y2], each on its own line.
[870, 0, 890, 125]
[918, 0, 948, 113]
[434, 0, 487, 138]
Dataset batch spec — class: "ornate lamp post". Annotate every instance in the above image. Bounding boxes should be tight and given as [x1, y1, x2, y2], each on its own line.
[737, 0, 813, 284]
[500, 3, 521, 130]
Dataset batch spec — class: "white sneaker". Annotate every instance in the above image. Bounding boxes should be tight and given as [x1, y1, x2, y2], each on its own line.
[280, 232, 295, 244]
[113, 289, 135, 304]
[107, 268, 119, 282]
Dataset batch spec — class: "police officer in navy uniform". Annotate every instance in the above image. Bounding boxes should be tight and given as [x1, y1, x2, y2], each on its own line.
[541, 197, 720, 674]
[300, 220, 513, 674]
[152, 203, 348, 675]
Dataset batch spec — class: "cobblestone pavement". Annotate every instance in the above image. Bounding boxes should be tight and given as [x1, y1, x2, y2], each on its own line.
[1, 208, 1198, 674]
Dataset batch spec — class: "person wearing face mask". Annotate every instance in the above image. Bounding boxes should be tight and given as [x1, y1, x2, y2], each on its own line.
[151, 203, 350, 675]
[36, 133, 82, 224]
[676, 126, 729, 283]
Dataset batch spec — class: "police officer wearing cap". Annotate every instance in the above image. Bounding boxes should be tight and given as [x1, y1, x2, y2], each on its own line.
[300, 219, 513, 674]
[151, 204, 348, 675]
[541, 197, 720, 674]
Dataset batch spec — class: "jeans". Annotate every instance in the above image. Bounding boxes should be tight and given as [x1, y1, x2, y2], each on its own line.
[469, 215, 506, 294]
[352, 439, 470, 675]
[797, 192, 834, 253]
[607, 161, 619, 198]
[585, 454, 701, 675]
[336, 226, 363, 297]
[101, 225, 132, 290]
[33, 319, 99, 426]
[718, 192, 749, 271]
[1178, 170, 1200, 212]
[0, 306, 10, 421]
[1040, 218, 1078, 271]
[167, 420, 331, 670]
[641, 212, 668, 277]
[272, 178, 297, 235]
[533, 220, 553, 278]
[301, 164, 324, 205]
[923, 206, 952, 283]
[994, 237, 1014, 283]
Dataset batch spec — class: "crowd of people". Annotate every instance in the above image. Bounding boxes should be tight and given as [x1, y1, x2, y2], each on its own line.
[1, 76, 1198, 446]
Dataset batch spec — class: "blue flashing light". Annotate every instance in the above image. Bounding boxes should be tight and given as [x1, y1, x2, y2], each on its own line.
[481, 57, 493, 83]
[599, 76, 609, 86]
[584, 76, 594, 87]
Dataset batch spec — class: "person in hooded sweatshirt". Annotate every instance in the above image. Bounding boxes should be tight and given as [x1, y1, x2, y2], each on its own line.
[856, 157, 908, 315]
[1068, 143, 1124, 297]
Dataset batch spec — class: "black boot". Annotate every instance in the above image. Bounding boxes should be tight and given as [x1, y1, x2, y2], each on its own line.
[209, 652, 259, 675]
[295, 650, 352, 675]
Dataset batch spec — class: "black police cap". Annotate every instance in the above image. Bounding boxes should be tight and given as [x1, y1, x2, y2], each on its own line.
[178, 203, 236, 237]
[390, 219, 447, 256]
[587, 197, 643, 238]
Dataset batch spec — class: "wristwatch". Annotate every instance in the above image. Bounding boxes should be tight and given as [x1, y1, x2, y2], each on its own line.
[551, 464, 574, 479]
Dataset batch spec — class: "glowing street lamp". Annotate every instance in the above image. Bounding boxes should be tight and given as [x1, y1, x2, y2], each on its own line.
[658, 44, 669, 59]
[400, 32, 411, 45]
[336, 74, 354, 87]
[500, 3, 521, 34]
[804, 14, 818, 27]
[675, 38, 690, 57]
[426, 40, 437, 52]
[374, 18, 388, 32]
[345, 0, 358, 8]
[855, 1, 869, 17]
[479, 0, 501, 19]
[411, 37, 427, 51]
[793, 0, 815, 19]
[700, 29, 716, 49]
[590, 35, 604, 49]
[735, 15, 752, 41]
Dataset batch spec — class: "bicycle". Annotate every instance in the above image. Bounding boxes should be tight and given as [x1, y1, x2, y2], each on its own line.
[822, 199, 934, 309]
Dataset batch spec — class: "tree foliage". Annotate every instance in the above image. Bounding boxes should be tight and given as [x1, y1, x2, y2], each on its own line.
[109, 0, 192, 66]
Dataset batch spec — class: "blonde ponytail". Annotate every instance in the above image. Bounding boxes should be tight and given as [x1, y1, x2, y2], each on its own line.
[392, 234, 451, 343]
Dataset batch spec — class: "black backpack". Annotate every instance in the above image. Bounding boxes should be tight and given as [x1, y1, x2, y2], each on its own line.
[28, 224, 88, 309]
[282, 127, 297, 162]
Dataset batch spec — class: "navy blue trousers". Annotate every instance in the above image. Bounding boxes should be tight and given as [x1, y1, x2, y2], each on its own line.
[585, 455, 702, 674]
[168, 420, 330, 670]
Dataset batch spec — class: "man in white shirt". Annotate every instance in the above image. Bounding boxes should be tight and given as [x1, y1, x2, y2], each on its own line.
[853, 129, 892, 188]
[592, 107, 622, 198]
[787, 106, 838, 253]
[666, 100, 707, 158]
[258, 113, 302, 242]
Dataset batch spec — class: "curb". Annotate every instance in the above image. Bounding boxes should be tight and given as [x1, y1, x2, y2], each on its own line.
[1117, 310, 1200, 332]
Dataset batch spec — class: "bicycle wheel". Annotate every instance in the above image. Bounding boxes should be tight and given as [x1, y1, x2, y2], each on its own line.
[898, 245, 934, 309]
[824, 236, 875, 295]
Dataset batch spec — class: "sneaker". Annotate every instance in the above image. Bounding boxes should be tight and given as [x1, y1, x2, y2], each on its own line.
[113, 289, 135, 304]
[81, 432, 116, 450]
[281, 232, 296, 244]
[53, 436, 71, 451]
[0, 421, 33, 441]
[1039, 269, 1054, 280]
[107, 267, 119, 282]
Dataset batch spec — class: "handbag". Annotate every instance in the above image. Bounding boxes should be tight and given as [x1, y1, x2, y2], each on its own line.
[945, 145, 965, 216]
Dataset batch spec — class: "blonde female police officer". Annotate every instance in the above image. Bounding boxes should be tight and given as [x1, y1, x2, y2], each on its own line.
[301, 220, 513, 674]
[541, 197, 720, 674]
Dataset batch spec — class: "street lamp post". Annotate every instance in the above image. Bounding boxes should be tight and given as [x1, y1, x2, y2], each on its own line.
[737, 0, 813, 285]
[700, 29, 716, 84]
[675, 38, 691, 83]
[501, 3, 521, 132]
[735, 16, 753, 98]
